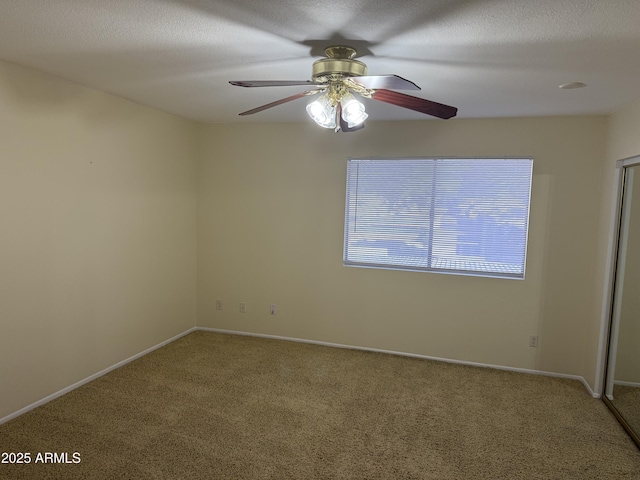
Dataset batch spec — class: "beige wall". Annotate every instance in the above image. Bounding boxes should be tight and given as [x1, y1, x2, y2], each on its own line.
[2, 54, 633, 420]
[606, 97, 640, 161]
[0, 60, 198, 419]
[581, 97, 640, 391]
[197, 117, 606, 380]
[591, 96, 640, 388]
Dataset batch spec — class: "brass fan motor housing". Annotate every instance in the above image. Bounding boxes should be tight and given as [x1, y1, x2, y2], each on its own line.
[311, 46, 367, 81]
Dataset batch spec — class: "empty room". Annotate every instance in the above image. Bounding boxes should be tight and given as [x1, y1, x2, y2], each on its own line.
[1, 1, 640, 478]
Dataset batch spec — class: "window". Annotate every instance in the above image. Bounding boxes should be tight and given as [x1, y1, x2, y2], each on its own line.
[343, 157, 533, 279]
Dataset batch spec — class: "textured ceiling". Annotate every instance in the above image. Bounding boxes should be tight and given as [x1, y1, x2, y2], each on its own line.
[0, 0, 639, 123]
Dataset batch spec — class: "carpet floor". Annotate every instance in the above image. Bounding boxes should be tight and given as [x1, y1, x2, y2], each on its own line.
[1, 331, 639, 479]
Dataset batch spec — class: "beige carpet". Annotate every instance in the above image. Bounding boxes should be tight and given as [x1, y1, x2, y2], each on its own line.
[1, 331, 639, 479]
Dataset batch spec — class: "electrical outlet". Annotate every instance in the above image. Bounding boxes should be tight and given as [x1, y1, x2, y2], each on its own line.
[270, 304, 277, 315]
[215, 300, 223, 311]
[240, 302, 246, 313]
[529, 335, 539, 347]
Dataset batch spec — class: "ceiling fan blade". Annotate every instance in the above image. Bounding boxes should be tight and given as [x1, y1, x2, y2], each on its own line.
[230, 80, 323, 88]
[348, 75, 421, 91]
[371, 89, 457, 119]
[238, 90, 322, 116]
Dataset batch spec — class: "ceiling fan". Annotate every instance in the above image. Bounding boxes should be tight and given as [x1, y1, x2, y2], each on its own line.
[229, 46, 458, 132]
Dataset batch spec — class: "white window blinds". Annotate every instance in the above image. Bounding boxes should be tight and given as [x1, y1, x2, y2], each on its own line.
[344, 158, 533, 279]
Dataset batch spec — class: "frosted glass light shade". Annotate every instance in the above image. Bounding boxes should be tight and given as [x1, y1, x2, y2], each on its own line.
[341, 93, 368, 128]
[306, 95, 336, 128]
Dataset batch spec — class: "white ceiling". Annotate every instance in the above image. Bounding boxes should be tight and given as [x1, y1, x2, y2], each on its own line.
[1, 0, 639, 124]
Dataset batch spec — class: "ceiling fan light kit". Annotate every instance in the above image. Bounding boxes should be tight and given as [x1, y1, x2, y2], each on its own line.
[306, 94, 337, 128]
[340, 92, 368, 128]
[229, 45, 457, 133]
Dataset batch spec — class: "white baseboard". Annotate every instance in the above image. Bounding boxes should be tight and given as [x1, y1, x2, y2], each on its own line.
[1, 325, 600, 426]
[0, 327, 197, 426]
[199, 327, 600, 398]
[614, 380, 640, 388]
